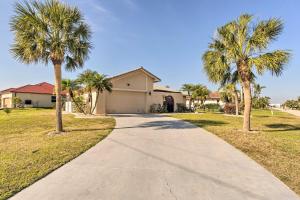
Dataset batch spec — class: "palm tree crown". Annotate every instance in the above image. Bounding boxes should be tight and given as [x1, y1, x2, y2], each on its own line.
[10, 0, 92, 69]
[202, 14, 290, 131]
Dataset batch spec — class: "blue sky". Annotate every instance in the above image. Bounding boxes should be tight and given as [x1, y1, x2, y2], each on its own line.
[0, 0, 299, 103]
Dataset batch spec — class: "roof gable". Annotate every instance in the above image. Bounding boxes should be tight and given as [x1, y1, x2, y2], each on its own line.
[110, 67, 161, 82]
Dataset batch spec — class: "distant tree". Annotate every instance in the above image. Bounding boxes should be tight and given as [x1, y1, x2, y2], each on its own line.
[192, 84, 210, 106]
[252, 96, 270, 109]
[10, 0, 92, 133]
[203, 14, 290, 131]
[181, 83, 195, 109]
[253, 83, 266, 98]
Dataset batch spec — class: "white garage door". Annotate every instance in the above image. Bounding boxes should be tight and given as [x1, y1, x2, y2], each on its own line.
[106, 91, 146, 114]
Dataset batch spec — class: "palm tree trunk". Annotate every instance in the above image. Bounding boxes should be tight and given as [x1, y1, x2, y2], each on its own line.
[242, 81, 251, 131]
[91, 90, 100, 114]
[54, 62, 63, 133]
[188, 92, 192, 109]
[89, 91, 93, 114]
[234, 91, 239, 116]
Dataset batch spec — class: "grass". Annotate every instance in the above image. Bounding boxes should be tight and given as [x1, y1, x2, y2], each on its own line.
[0, 108, 115, 200]
[172, 109, 300, 195]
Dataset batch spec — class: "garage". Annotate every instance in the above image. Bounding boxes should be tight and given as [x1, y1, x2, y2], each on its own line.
[106, 90, 147, 114]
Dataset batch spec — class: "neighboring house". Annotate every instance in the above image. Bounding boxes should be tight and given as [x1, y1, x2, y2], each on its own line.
[0, 82, 57, 108]
[65, 67, 187, 114]
[185, 91, 224, 109]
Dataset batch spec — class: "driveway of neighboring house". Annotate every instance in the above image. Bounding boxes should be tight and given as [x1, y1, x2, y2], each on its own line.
[11, 114, 299, 200]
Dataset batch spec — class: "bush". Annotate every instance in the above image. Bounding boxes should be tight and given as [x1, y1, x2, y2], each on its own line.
[150, 104, 167, 113]
[204, 103, 221, 112]
[224, 103, 237, 114]
[12, 97, 23, 108]
[176, 103, 189, 113]
[3, 108, 11, 115]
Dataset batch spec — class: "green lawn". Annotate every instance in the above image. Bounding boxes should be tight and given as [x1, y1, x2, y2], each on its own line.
[173, 110, 300, 195]
[0, 108, 115, 200]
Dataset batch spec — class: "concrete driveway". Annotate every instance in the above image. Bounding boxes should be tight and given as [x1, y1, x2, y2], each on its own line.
[11, 114, 299, 200]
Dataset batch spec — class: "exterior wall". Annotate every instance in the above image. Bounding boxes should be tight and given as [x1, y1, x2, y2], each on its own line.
[1, 93, 13, 108]
[0, 92, 54, 108]
[111, 70, 155, 92]
[147, 92, 186, 112]
[16, 93, 54, 107]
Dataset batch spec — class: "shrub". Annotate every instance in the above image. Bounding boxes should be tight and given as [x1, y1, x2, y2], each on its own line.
[150, 104, 167, 113]
[176, 103, 189, 113]
[3, 108, 11, 115]
[204, 103, 221, 112]
[12, 97, 23, 108]
[224, 103, 236, 114]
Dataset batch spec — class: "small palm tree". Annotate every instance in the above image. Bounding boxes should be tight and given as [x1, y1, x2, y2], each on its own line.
[253, 83, 266, 98]
[62, 79, 85, 114]
[78, 70, 97, 114]
[10, 0, 92, 133]
[192, 84, 210, 106]
[91, 73, 113, 114]
[203, 14, 290, 131]
[181, 83, 195, 109]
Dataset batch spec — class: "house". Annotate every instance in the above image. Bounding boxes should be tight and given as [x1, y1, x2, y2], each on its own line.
[185, 91, 224, 109]
[65, 67, 187, 114]
[0, 82, 57, 108]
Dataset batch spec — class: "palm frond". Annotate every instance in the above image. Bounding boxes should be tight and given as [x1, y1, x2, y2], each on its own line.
[250, 50, 290, 76]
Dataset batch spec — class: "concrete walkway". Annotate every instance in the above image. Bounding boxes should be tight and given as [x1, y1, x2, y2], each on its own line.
[277, 108, 300, 117]
[11, 114, 299, 200]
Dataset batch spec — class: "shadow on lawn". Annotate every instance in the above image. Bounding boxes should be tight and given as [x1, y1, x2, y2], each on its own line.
[185, 119, 228, 128]
[265, 123, 300, 132]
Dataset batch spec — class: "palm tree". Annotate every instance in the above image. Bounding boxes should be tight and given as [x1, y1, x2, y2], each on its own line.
[192, 84, 210, 107]
[78, 70, 97, 114]
[203, 14, 290, 131]
[10, 0, 92, 133]
[220, 84, 239, 115]
[91, 73, 113, 114]
[253, 83, 266, 98]
[62, 79, 85, 114]
[181, 83, 195, 109]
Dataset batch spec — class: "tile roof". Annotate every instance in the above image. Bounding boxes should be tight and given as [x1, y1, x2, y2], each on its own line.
[1, 82, 55, 95]
[208, 91, 220, 99]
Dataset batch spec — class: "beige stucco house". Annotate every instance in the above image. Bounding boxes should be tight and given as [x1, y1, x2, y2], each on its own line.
[65, 67, 187, 114]
[0, 82, 57, 108]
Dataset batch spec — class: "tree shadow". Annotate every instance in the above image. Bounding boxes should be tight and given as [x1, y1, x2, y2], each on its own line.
[134, 119, 227, 130]
[265, 123, 300, 132]
[185, 119, 228, 128]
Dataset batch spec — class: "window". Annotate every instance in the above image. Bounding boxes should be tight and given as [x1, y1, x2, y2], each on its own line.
[51, 96, 56, 103]
[24, 100, 32, 105]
